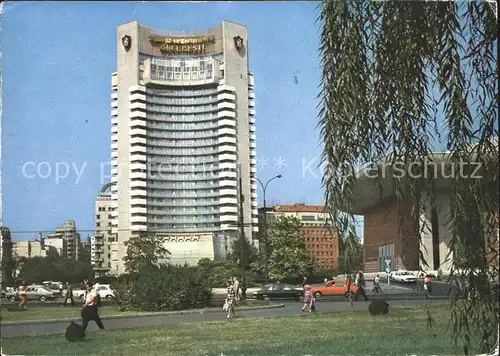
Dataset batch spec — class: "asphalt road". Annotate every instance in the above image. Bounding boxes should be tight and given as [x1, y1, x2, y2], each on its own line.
[395, 280, 456, 296]
[0, 298, 449, 339]
[0, 281, 453, 308]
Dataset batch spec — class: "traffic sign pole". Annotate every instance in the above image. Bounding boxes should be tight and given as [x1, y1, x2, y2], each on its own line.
[385, 260, 392, 286]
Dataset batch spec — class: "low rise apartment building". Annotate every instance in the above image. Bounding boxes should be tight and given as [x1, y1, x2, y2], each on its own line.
[258, 203, 339, 270]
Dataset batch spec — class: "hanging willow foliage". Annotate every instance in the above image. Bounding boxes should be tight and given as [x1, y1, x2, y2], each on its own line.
[318, 1, 498, 354]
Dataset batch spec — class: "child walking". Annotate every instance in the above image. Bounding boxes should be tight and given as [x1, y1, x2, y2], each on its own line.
[302, 285, 313, 312]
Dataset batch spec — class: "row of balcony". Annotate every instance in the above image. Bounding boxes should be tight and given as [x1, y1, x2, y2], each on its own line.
[139, 206, 260, 215]
[145, 148, 238, 159]
[113, 130, 255, 142]
[144, 143, 237, 156]
[115, 161, 257, 174]
[124, 109, 238, 124]
[111, 108, 251, 122]
[112, 107, 254, 126]
[143, 206, 239, 215]
[133, 84, 235, 97]
[125, 170, 242, 184]
[130, 225, 230, 233]
[145, 198, 235, 206]
[113, 160, 231, 172]
[126, 125, 235, 140]
[129, 92, 236, 106]
[143, 171, 237, 182]
[129, 192, 257, 201]
[145, 180, 237, 190]
[127, 102, 237, 115]
[128, 215, 260, 225]
[142, 136, 237, 148]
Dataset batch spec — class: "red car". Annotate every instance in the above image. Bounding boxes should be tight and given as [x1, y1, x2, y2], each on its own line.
[311, 280, 357, 299]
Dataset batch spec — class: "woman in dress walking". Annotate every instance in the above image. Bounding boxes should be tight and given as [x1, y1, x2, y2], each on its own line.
[225, 279, 236, 319]
[18, 281, 27, 310]
[302, 285, 313, 312]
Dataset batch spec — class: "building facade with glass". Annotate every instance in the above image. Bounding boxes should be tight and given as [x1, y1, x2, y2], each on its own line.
[110, 21, 257, 275]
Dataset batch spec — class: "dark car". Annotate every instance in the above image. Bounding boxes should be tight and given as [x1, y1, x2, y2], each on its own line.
[252, 283, 304, 300]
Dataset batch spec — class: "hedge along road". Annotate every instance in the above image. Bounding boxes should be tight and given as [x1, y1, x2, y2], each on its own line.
[1, 299, 450, 339]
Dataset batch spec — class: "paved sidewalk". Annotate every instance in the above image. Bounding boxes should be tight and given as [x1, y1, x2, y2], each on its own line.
[366, 281, 413, 294]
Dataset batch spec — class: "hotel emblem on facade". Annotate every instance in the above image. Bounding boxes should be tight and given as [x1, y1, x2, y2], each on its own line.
[234, 36, 244, 50]
[122, 35, 132, 51]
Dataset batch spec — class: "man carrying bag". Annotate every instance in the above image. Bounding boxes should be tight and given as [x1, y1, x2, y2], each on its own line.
[81, 282, 105, 332]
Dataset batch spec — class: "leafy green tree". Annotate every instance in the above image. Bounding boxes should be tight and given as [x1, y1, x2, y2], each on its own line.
[1, 255, 16, 286]
[197, 258, 241, 287]
[123, 233, 171, 274]
[266, 216, 315, 280]
[227, 237, 259, 266]
[337, 234, 363, 275]
[318, 1, 498, 354]
[17, 256, 93, 284]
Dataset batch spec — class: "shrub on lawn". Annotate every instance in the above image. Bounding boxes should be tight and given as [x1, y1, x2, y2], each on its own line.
[118, 264, 212, 312]
[204, 264, 241, 287]
[197, 259, 263, 288]
[368, 299, 389, 315]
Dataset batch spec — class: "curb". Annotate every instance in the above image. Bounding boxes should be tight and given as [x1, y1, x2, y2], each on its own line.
[369, 296, 450, 301]
[0, 303, 284, 327]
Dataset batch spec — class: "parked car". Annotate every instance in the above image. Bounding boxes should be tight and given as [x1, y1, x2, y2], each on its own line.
[390, 270, 417, 283]
[96, 284, 117, 300]
[5, 285, 55, 302]
[72, 288, 87, 301]
[252, 283, 304, 300]
[73, 284, 117, 301]
[311, 280, 357, 299]
[41, 281, 63, 297]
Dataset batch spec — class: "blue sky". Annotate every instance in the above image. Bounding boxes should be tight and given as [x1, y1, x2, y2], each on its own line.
[2, 1, 350, 240]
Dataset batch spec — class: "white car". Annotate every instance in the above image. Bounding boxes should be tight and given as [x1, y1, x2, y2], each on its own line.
[390, 270, 417, 284]
[96, 284, 117, 300]
[73, 284, 117, 301]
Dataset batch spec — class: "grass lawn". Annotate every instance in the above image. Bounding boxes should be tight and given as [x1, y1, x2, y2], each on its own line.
[1, 305, 482, 355]
[0, 299, 277, 323]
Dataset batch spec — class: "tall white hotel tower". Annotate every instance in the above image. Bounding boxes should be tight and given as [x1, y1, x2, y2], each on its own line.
[109, 21, 257, 275]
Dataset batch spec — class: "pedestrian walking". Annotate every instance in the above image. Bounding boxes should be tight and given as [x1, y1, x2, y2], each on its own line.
[302, 285, 313, 312]
[80, 282, 105, 332]
[423, 274, 432, 299]
[63, 282, 75, 307]
[225, 278, 236, 319]
[354, 272, 369, 302]
[232, 276, 240, 301]
[372, 274, 382, 293]
[18, 282, 27, 310]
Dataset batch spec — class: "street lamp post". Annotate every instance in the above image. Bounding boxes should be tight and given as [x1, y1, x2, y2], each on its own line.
[254, 174, 282, 284]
